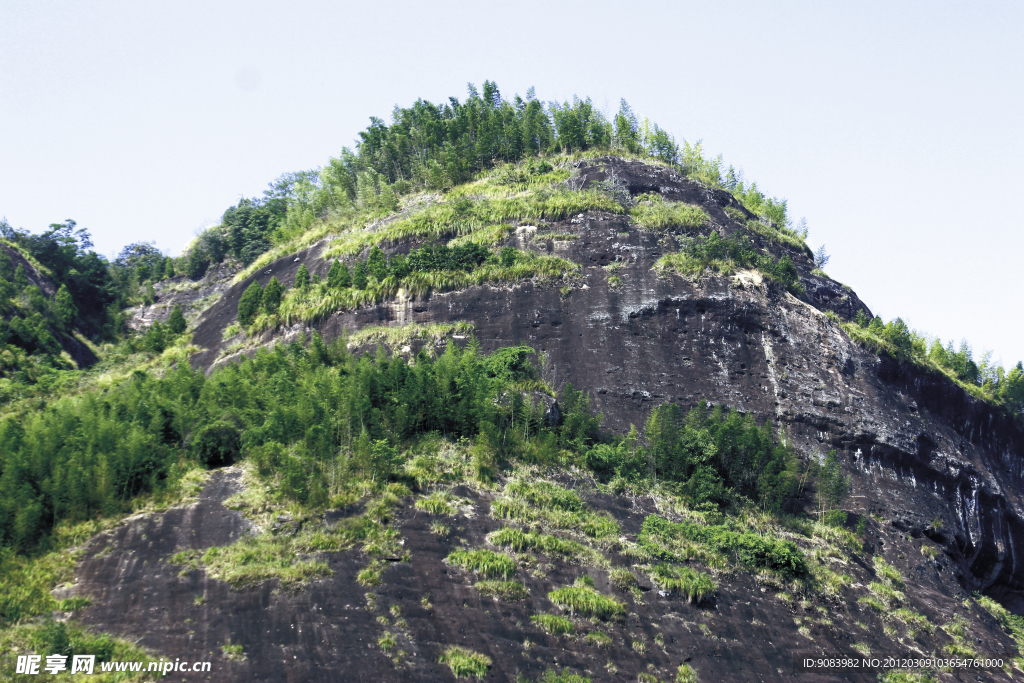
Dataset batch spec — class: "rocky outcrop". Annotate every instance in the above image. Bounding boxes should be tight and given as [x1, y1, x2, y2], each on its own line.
[182, 157, 1024, 607]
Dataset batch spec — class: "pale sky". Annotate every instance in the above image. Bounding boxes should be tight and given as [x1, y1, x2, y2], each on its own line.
[2, 1, 1021, 367]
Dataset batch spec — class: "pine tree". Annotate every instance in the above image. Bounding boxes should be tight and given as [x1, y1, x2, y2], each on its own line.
[353, 261, 367, 289]
[327, 260, 343, 288]
[262, 276, 284, 315]
[162, 256, 175, 279]
[295, 264, 310, 289]
[237, 281, 264, 326]
[336, 262, 352, 288]
[367, 246, 388, 281]
[167, 305, 186, 334]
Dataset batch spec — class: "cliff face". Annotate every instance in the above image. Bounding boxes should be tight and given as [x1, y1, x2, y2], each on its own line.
[65, 157, 1024, 681]
[185, 157, 1024, 605]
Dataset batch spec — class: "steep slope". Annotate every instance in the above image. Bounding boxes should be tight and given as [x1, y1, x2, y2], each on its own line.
[51, 155, 1024, 682]
[0, 240, 98, 372]
[182, 156, 1024, 604]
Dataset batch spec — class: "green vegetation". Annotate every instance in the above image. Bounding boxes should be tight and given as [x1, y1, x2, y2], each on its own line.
[655, 232, 803, 294]
[974, 593, 1024, 659]
[631, 401, 800, 512]
[649, 563, 716, 604]
[489, 527, 599, 565]
[582, 630, 612, 647]
[491, 480, 619, 543]
[641, 516, 806, 578]
[538, 668, 590, 683]
[629, 194, 709, 233]
[530, 613, 575, 636]
[676, 663, 699, 683]
[873, 556, 903, 586]
[548, 580, 624, 619]
[474, 580, 529, 601]
[415, 490, 465, 516]
[439, 645, 492, 679]
[843, 313, 1024, 419]
[445, 549, 517, 579]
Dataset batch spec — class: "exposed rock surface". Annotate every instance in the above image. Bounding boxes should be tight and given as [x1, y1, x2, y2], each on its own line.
[71, 157, 1024, 681]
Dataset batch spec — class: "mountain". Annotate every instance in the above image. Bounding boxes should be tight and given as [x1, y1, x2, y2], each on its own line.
[2, 86, 1024, 683]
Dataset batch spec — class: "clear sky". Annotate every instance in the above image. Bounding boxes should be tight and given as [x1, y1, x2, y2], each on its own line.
[2, 1, 1021, 366]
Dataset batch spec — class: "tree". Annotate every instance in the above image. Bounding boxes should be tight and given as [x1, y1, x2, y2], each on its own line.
[262, 276, 284, 315]
[367, 246, 388, 281]
[353, 261, 367, 289]
[53, 284, 77, 329]
[818, 450, 850, 515]
[144, 321, 167, 353]
[162, 257, 175, 279]
[295, 264, 310, 289]
[613, 99, 640, 153]
[237, 281, 264, 326]
[167, 305, 186, 334]
[813, 244, 830, 269]
[185, 247, 208, 279]
[327, 260, 342, 288]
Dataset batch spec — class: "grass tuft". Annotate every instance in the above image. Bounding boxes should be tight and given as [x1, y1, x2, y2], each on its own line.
[445, 548, 517, 579]
[439, 645, 492, 679]
[548, 581, 624, 620]
[531, 613, 575, 636]
[474, 580, 529, 601]
[650, 563, 717, 604]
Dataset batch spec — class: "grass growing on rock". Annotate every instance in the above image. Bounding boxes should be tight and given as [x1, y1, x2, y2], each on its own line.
[629, 194, 709, 233]
[649, 563, 717, 605]
[171, 537, 332, 589]
[531, 613, 575, 636]
[474, 580, 530, 601]
[347, 322, 475, 351]
[488, 527, 602, 566]
[491, 479, 620, 545]
[439, 645, 492, 679]
[549, 579, 624, 619]
[415, 489, 468, 516]
[445, 548, 517, 579]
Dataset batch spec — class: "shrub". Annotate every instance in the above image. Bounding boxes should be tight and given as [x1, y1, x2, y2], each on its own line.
[439, 646, 492, 679]
[676, 663, 699, 683]
[650, 563, 716, 604]
[531, 613, 575, 636]
[445, 549, 516, 579]
[641, 515, 806, 577]
[540, 668, 591, 683]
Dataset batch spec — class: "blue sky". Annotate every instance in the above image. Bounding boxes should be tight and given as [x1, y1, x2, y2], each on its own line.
[2, 0, 1021, 366]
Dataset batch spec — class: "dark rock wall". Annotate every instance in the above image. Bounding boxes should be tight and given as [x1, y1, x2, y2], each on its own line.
[183, 158, 1024, 605]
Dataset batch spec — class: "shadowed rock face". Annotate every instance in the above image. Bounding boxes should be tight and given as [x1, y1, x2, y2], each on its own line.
[68, 157, 1024, 681]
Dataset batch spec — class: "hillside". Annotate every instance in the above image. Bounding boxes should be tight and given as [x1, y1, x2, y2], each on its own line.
[3, 85, 1024, 683]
